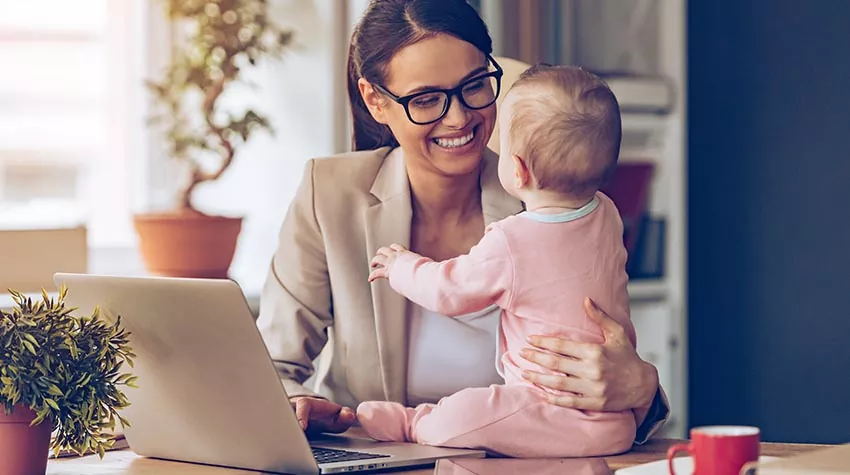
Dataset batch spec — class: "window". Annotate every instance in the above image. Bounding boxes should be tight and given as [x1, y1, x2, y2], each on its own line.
[0, 1, 349, 287]
[0, 0, 148, 248]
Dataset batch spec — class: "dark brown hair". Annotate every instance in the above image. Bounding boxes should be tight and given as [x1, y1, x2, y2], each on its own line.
[347, 0, 493, 151]
[508, 64, 622, 200]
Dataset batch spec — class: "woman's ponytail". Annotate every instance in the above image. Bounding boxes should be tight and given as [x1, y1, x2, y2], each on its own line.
[347, 28, 397, 151]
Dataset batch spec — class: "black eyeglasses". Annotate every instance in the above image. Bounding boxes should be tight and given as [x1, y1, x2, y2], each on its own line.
[373, 55, 504, 125]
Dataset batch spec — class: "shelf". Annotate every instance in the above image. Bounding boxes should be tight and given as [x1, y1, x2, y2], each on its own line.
[619, 150, 666, 162]
[621, 113, 672, 130]
[628, 279, 668, 301]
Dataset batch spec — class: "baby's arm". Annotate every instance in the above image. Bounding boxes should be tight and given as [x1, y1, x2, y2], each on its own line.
[384, 226, 514, 317]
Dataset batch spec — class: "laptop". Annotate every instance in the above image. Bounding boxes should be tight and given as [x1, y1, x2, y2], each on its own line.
[53, 273, 486, 474]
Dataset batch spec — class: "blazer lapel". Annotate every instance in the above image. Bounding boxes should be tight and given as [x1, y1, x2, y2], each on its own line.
[364, 148, 411, 404]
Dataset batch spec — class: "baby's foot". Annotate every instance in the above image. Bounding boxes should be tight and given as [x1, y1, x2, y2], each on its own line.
[356, 401, 413, 442]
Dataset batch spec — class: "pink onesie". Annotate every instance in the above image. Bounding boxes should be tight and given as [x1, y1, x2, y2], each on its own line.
[357, 192, 637, 458]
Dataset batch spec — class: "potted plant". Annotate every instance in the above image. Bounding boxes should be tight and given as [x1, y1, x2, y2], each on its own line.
[137, 0, 295, 278]
[0, 287, 136, 475]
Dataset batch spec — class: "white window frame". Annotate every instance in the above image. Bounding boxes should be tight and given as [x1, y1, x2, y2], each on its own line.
[85, 0, 179, 274]
[0, 1, 174, 269]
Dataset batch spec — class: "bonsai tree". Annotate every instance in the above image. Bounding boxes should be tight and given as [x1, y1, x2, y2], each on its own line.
[146, 0, 295, 213]
[0, 286, 136, 458]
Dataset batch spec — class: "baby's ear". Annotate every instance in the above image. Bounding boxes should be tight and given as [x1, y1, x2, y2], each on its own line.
[512, 154, 531, 188]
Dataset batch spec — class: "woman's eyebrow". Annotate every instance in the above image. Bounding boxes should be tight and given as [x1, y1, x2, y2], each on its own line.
[403, 65, 489, 96]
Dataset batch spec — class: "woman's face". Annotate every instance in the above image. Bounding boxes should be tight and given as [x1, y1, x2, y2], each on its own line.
[359, 34, 496, 177]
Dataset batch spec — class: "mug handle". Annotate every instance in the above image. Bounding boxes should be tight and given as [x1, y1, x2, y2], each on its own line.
[740, 460, 760, 475]
[666, 443, 693, 475]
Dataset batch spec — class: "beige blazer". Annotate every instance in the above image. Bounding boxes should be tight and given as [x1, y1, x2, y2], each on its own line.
[256, 145, 669, 441]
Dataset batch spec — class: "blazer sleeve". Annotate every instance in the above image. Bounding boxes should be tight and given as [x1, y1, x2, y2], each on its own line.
[256, 159, 333, 399]
[634, 385, 672, 444]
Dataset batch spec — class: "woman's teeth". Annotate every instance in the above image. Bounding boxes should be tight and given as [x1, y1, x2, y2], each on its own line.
[434, 130, 474, 148]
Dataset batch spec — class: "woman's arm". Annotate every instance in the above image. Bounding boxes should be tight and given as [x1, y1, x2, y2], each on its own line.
[256, 160, 334, 399]
[520, 298, 670, 443]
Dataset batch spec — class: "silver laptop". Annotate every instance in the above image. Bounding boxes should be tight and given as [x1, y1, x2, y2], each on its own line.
[53, 273, 485, 474]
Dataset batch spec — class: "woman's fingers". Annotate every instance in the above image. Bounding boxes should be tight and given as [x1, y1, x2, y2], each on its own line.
[521, 299, 652, 414]
[524, 300, 628, 357]
[520, 348, 578, 374]
[522, 370, 582, 393]
[291, 397, 356, 434]
[584, 297, 628, 345]
[389, 243, 407, 252]
[524, 336, 601, 362]
[316, 406, 356, 434]
[520, 348, 601, 380]
[521, 370, 606, 411]
[293, 397, 313, 431]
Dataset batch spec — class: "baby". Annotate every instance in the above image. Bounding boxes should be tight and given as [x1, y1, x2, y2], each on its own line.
[357, 64, 637, 458]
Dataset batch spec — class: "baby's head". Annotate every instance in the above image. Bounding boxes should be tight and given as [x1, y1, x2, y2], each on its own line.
[497, 64, 621, 204]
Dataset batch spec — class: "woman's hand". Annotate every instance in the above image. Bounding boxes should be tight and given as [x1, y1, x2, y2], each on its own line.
[290, 397, 356, 434]
[520, 298, 658, 413]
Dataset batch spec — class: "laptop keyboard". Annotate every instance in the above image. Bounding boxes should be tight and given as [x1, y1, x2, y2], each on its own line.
[311, 446, 390, 465]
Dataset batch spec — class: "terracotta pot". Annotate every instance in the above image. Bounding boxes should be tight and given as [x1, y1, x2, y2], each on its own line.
[0, 405, 53, 475]
[133, 212, 243, 279]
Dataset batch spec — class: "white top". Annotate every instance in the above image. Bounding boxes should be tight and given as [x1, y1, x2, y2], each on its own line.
[406, 303, 504, 406]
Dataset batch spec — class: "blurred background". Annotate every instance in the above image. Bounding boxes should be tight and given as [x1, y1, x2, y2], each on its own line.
[1, 0, 848, 444]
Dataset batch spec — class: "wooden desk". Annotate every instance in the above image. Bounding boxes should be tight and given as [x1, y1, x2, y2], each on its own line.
[48, 438, 830, 474]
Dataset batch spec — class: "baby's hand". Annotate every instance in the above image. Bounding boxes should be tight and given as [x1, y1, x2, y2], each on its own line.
[369, 244, 407, 282]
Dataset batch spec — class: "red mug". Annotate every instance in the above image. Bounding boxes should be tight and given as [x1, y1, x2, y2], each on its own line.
[667, 426, 760, 475]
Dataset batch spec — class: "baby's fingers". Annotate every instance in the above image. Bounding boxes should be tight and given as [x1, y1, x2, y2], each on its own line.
[368, 267, 388, 282]
[375, 246, 395, 257]
[371, 254, 388, 269]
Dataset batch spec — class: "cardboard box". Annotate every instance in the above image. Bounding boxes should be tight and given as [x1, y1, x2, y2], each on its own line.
[0, 226, 88, 293]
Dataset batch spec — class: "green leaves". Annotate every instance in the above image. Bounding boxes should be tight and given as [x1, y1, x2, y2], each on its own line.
[0, 285, 136, 458]
[22, 339, 37, 355]
[47, 384, 63, 397]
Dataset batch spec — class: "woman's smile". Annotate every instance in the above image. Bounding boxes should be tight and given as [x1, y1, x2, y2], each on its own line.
[430, 124, 481, 156]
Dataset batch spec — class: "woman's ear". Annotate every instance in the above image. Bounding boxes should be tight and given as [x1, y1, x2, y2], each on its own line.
[358, 78, 389, 125]
[512, 154, 531, 189]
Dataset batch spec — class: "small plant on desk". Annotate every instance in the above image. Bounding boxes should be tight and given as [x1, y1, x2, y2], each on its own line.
[0, 286, 136, 475]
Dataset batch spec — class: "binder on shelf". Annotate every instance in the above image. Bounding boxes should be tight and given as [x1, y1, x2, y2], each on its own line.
[600, 161, 654, 255]
[629, 215, 665, 279]
[598, 73, 675, 114]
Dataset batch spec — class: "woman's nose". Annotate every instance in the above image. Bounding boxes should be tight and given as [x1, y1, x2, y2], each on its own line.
[441, 96, 471, 128]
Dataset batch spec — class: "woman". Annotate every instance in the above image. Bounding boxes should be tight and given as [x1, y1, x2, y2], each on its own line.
[256, 0, 669, 444]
